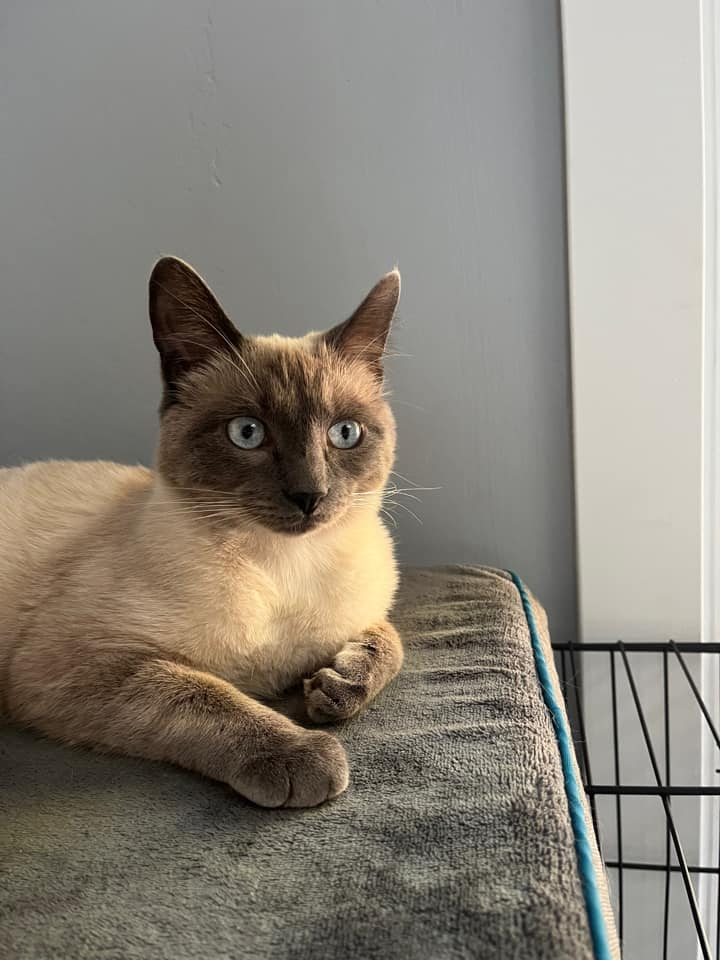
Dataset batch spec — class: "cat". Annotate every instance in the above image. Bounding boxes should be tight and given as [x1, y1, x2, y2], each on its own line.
[0, 256, 404, 808]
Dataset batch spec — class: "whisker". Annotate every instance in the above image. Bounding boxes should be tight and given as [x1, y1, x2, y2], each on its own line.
[350, 327, 392, 362]
[175, 484, 247, 499]
[146, 496, 243, 505]
[155, 336, 258, 394]
[141, 500, 245, 513]
[386, 485, 441, 495]
[387, 490, 421, 502]
[389, 469, 421, 487]
[146, 498, 246, 509]
[231, 350, 262, 394]
[384, 499, 423, 525]
[379, 508, 398, 529]
[139, 510, 253, 528]
[142, 507, 245, 516]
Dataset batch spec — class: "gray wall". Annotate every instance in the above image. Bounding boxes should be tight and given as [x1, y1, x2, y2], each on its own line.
[0, 1, 576, 642]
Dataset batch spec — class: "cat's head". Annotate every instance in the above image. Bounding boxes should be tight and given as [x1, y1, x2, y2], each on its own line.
[149, 256, 399, 536]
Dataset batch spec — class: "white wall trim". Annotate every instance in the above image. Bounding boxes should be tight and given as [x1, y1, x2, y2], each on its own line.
[563, 3, 707, 955]
[699, 0, 720, 947]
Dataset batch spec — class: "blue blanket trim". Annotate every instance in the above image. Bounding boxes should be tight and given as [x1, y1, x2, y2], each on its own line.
[509, 571, 613, 960]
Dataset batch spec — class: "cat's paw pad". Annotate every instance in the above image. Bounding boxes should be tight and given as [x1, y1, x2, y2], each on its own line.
[231, 729, 349, 808]
[303, 666, 369, 723]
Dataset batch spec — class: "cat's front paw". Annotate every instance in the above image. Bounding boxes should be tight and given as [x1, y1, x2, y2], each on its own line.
[304, 642, 374, 723]
[230, 728, 349, 808]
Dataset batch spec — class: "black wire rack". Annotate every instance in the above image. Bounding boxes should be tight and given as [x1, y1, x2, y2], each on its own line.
[552, 640, 720, 959]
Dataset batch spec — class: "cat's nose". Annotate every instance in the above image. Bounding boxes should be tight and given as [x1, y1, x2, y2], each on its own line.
[283, 490, 327, 516]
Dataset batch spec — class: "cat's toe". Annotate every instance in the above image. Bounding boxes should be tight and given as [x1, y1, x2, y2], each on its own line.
[303, 668, 365, 723]
[231, 729, 349, 808]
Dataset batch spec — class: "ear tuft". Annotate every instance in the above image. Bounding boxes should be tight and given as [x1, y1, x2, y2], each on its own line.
[324, 269, 401, 376]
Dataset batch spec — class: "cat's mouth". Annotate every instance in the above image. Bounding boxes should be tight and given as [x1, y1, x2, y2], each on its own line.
[250, 498, 351, 536]
[277, 513, 326, 536]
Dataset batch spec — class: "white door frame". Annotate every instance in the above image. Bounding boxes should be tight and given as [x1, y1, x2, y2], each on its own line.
[562, 1, 717, 953]
[700, 0, 720, 944]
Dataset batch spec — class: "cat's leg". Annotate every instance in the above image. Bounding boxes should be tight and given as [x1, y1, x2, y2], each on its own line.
[11, 655, 348, 808]
[303, 621, 403, 723]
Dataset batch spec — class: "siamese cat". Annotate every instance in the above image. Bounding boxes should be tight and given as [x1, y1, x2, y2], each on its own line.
[0, 257, 403, 808]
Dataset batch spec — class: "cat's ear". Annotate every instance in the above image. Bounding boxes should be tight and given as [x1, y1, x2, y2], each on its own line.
[148, 256, 242, 394]
[324, 269, 400, 376]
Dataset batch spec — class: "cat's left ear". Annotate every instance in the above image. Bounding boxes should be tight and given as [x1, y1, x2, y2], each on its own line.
[324, 269, 401, 377]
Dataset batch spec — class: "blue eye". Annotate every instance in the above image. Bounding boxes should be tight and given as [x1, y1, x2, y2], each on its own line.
[227, 417, 266, 449]
[328, 420, 362, 449]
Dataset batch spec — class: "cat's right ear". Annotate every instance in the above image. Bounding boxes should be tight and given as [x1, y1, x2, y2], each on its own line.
[148, 256, 243, 401]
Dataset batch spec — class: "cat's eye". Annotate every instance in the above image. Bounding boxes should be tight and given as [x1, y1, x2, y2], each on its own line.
[328, 419, 362, 449]
[227, 417, 266, 449]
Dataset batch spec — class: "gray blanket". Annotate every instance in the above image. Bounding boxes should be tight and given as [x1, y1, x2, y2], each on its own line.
[0, 566, 617, 959]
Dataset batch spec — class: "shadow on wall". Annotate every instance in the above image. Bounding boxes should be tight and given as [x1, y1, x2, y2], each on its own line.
[0, 0, 575, 642]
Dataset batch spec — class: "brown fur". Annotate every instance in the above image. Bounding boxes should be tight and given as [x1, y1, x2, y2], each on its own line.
[0, 258, 404, 808]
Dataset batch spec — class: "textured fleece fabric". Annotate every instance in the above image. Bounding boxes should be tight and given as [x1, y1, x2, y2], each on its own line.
[0, 565, 619, 959]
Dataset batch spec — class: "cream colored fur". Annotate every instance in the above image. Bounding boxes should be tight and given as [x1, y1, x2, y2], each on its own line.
[0, 459, 397, 707]
[0, 259, 404, 809]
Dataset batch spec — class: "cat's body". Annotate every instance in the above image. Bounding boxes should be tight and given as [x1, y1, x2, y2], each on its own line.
[0, 259, 404, 807]
[0, 459, 396, 704]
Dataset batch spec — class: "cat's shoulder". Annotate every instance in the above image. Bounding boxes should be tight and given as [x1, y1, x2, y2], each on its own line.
[1, 458, 152, 486]
[0, 460, 153, 517]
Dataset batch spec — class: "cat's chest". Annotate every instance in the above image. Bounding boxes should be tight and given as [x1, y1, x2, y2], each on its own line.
[182, 519, 395, 696]
[205, 553, 360, 695]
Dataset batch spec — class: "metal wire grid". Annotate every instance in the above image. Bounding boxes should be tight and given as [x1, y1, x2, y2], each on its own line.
[552, 640, 720, 959]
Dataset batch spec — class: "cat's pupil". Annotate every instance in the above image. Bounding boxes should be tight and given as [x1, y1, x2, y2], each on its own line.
[341, 424, 350, 440]
[241, 424, 255, 439]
